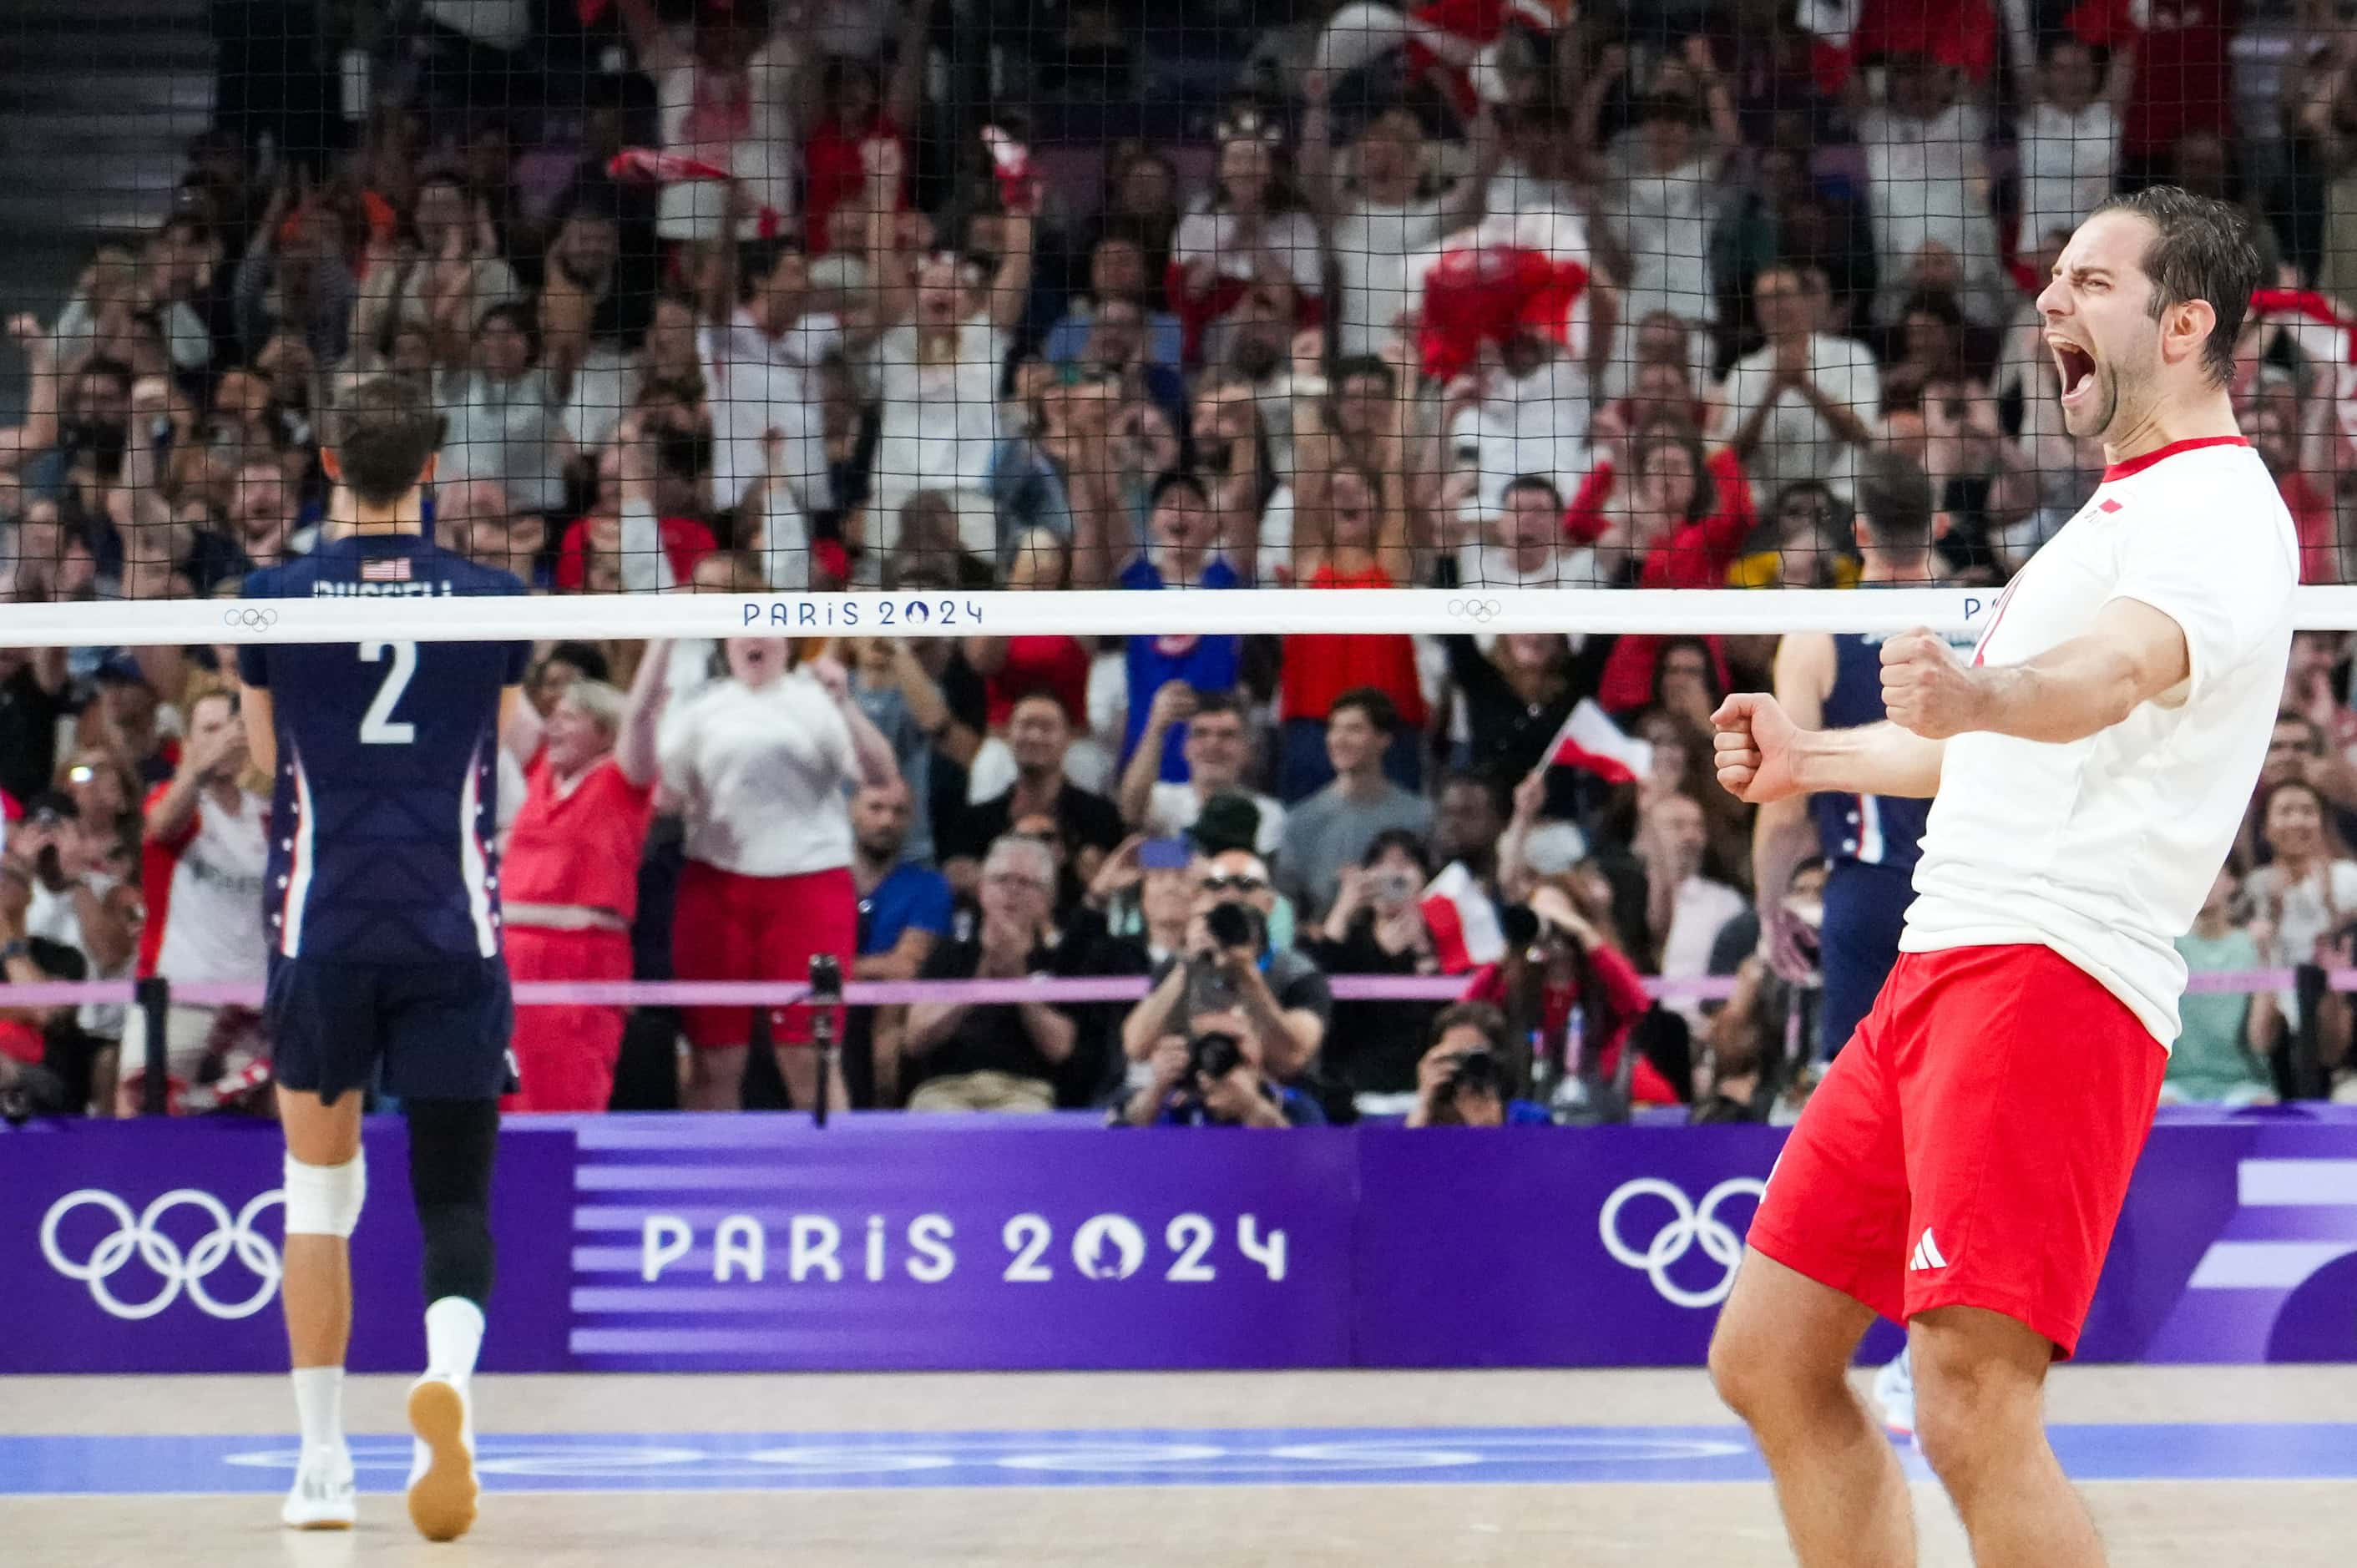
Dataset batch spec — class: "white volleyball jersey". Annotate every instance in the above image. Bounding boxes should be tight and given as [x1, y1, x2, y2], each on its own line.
[1900, 437, 2299, 1046]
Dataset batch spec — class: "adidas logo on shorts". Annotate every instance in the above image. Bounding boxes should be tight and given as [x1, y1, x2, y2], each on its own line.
[1908, 1230, 1949, 1272]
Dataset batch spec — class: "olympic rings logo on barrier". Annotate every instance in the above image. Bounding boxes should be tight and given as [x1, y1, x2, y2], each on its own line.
[1597, 1176, 1766, 1310]
[222, 608, 279, 630]
[39, 1188, 286, 1321]
[1446, 599, 1503, 623]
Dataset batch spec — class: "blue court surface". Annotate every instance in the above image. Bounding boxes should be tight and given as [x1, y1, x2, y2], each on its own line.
[5, 1424, 2354, 1495]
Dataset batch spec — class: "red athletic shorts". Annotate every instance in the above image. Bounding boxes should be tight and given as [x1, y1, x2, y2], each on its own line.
[1746, 944, 2167, 1358]
[502, 925, 632, 1114]
[670, 861, 857, 1050]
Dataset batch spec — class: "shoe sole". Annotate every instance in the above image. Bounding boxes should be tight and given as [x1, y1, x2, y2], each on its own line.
[282, 1510, 354, 1531]
[406, 1380, 479, 1543]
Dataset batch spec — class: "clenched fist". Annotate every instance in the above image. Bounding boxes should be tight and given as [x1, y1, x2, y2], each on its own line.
[1880, 629, 1985, 739]
[1712, 692, 1803, 804]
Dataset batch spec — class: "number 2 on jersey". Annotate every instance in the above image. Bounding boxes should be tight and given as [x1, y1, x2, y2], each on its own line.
[358, 640, 418, 744]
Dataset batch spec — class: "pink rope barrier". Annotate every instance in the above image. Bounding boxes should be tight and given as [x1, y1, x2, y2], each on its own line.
[0, 966, 2331, 1012]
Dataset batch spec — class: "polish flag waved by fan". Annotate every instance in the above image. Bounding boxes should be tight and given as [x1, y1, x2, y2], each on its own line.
[1421, 861, 1507, 974]
[1314, 0, 1576, 114]
[1545, 698, 1654, 784]
[1414, 208, 1596, 382]
[607, 148, 787, 239]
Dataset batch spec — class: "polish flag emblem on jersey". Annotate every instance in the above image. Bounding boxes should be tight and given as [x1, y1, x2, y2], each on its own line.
[360, 557, 412, 582]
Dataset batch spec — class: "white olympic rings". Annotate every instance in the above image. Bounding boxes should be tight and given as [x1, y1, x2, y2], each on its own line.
[39, 1187, 286, 1321]
[221, 607, 279, 630]
[1596, 1176, 1766, 1309]
[1446, 598, 1502, 622]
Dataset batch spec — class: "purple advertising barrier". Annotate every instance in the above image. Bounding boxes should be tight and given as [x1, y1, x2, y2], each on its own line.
[1, 1119, 574, 1374]
[561, 1115, 1358, 1371]
[1352, 1113, 2357, 1368]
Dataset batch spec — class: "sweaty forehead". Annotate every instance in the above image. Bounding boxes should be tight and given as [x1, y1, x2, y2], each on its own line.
[2059, 211, 2156, 287]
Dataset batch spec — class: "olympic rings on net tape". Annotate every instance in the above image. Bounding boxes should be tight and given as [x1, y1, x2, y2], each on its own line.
[222, 607, 279, 631]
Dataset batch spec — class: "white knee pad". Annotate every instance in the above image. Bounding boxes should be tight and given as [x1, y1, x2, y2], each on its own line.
[282, 1151, 367, 1238]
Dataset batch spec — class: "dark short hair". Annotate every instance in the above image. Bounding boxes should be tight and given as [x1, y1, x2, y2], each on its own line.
[1856, 449, 1937, 553]
[1502, 473, 1563, 510]
[1188, 690, 1244, 725]
[331, 376, 443, 506]
[1430, 1000, 1510, 1055]
[1439, 769, 1506, 816]
[1150, 469, 1211, 512]
[2090, 185, 2260, 387]
[539, 640, 612, 684]
[1328, 687, 1399, 736]
[1360, 827, 1434, 875]
[1332, 355, 1396, 396]
[1009, 686, 1075, 726]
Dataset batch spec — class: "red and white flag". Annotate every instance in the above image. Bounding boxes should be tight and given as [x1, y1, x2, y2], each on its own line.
[605, 148, 786, 239]
[1420, 861, 1505, 974]
[1545, 698, 1654, 785]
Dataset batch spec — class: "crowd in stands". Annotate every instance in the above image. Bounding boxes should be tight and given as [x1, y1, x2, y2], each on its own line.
[4, 0, 2357, 1121]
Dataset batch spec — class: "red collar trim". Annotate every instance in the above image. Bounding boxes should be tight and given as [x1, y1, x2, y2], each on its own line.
[2102, 436, 2249, 483]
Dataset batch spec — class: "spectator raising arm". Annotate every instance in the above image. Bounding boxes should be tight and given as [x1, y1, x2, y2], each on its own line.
[0, 315, 60, 471]
[805, 652, 903, 791]
[1117, 681, 1199, 831]
[615, 638, 675, 789]
[614, 0, 687, 75]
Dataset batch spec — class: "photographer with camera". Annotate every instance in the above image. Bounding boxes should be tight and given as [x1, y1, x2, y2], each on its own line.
[1120, 1025, 1326, 1128]
[1405, 1004, 1549, 1127]
[1118, 847, 1331, 1085]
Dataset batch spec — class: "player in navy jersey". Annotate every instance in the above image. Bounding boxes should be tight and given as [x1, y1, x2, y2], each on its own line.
[1748, 450, 1971, 1444]
[1751, 452, 1970, 1067]
[236, 377, 531, 1542]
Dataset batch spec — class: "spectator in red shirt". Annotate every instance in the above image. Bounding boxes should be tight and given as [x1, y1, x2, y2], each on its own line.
[2071, 0, 2239, 171]
[497, 640, 674, 1114]
[800, 1, 931, 255]
[1568, 422, 1753, 713]
[2248, 397, 2339, 583]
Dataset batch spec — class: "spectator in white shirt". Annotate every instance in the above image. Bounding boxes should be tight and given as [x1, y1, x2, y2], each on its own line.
[1297, 69, 1496, 358]
[659, 642, 900, 1111]
[701, 233, 848, 516]
[434, 302, 574, 516]
[2015, 33, 2136, 255]
[1459, 473, 1596, 589]
[1117, 689, 1287, 856]
[1445, 326, 1596, 519]
[618, 0, 804, 244]
[118, 687, 270, 1115]
[1852, 52, 2006, 329]
[1171, 118, 1327, 367]
[1636, 788, 1744, 1028]
[867, 195, 1035, 563]
[1722, 262, 1878, 502]
[1593, 36, 1740, 336]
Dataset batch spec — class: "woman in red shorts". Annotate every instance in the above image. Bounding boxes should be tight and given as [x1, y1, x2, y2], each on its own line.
[660, 638, 901, 1110]
[498, 641, 675, 1113]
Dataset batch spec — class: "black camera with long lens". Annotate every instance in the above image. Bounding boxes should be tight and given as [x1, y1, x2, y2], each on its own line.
[1203, 900, 1255, 951]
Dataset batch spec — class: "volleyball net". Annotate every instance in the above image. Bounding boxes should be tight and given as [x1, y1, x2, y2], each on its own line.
[5, 2, 2357, 644]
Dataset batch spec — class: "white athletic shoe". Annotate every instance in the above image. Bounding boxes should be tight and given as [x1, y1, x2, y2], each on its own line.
[405, 1374, 480, 1543]
[281, 1445, 356, 1530]
[1873, 1348, 1915, 1441]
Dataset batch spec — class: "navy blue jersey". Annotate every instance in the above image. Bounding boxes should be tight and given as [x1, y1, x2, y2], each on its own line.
[1808, 630, 1975, 873]
[235, 534, 531, 964]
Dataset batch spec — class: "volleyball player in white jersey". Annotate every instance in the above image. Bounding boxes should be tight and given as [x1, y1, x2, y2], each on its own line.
[1709, 188, 2294, 1568]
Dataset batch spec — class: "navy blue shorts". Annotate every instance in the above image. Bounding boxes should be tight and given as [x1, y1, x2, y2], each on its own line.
[1818, 860, 1914, 1062]
[266, 953, 514, 1105]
